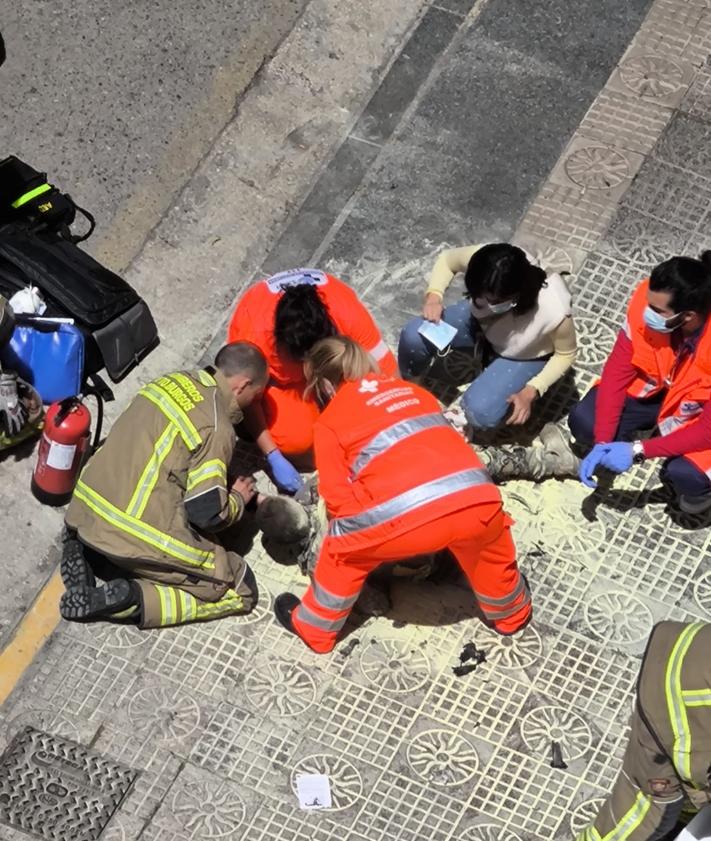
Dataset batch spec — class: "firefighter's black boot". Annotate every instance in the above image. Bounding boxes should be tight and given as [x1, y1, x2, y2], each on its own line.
[60, 579, 138, 622]
[274, 593, 300, 635]
[60, 529, 96, 589]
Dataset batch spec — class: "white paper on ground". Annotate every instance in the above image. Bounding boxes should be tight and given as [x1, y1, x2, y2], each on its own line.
[417, 319, 458, 351]
[295, 773, 332, 809]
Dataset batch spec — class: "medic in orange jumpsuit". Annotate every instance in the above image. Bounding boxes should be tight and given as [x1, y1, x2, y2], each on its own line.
[227, 269, 397, 494]
[273, 336, 532, 653]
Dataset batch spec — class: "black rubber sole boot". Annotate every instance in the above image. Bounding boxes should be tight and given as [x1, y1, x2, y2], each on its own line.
[274, 593, 300, 636]
[60, 579, 135, 622]
[60, 533, 96, 589]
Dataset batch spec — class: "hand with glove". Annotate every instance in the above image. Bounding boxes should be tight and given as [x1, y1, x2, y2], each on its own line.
[266, 448, 304, 495]
[0, 371, 28, 437]
[579, 442, 633, 488]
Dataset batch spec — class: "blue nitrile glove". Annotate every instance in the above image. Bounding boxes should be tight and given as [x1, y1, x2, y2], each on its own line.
[579, 443, 606, 489]
[598, 441, 634, 475]
[266, 449, 304, 495]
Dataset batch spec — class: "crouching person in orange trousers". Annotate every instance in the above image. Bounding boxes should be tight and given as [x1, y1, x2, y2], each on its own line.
[273, 336, 532, 653]
[227, 268, 397, 495]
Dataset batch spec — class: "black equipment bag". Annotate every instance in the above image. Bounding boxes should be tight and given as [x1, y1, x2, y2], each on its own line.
[0, 156, 95, 243]
[0, 224, 159, 384]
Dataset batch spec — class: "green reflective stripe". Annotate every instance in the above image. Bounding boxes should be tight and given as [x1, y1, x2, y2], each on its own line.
[294, 602, 347, 632]
[11, 183, 51, 208]
[601, 792, 651, 841]
[186, 459, 226, 493]
[666, 623, 704, 780]
[329, 467, 492, 537]
[156, 586, 175, 626]
[228, 493, 240, 521]
[139, 383, 202, 451]
[351, 413, 449, 476]
[579, 828, 602, 841]
[198, 370, 216, 387]
[74, 480, 214, 569]
[312, 580, 359, 612]
[110, 604, 139, 619]
[195, 588, 244, 620]
[682, 689, 711, 706]
[126, 425, 179, 517]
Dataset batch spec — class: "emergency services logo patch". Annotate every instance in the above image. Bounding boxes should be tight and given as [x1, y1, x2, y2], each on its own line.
[358, 379, 379, 394]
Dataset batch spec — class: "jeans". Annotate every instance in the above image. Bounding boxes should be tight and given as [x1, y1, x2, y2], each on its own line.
[398, 299, 547, 429]
[568, 386, 711, 500]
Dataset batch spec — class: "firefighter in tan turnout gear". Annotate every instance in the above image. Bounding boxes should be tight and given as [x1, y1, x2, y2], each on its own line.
[578, 621, 711, 841]
[61, 342, 271, 629]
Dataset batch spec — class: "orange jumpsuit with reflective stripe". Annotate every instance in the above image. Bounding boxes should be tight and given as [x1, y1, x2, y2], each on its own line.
[227, 269, 397, 455]
[291, 375, 531, 652]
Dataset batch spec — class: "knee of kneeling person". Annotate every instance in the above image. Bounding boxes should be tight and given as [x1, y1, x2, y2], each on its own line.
[236, 564, 259, 612]
[462, 391, 505, 430]
[661, 457, 710, 497]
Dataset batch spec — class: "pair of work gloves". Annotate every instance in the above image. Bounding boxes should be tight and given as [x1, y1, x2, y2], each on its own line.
[0, 370, 43, 450]
[579, 442, 633, 488]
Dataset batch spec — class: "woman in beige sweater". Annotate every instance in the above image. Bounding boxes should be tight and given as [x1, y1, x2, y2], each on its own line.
[397, 243, 577, 428]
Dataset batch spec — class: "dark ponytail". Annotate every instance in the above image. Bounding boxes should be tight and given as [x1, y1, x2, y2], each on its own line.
[463, 243, 546, 316]
[649, 251, 711, 316]
[274, 283, 337, 361]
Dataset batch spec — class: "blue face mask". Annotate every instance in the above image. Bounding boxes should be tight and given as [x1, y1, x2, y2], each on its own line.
[472, 298, 516, 317]
[643, 306, 678, 333]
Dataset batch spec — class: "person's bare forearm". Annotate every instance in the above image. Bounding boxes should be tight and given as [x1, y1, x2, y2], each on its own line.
[243, 401, 277, 454]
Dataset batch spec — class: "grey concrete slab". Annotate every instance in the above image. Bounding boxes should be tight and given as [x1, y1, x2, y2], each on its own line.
[1, 0, 309, 270]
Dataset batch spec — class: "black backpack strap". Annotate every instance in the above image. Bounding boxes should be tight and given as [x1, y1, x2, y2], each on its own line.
[70, 203, 95, 243]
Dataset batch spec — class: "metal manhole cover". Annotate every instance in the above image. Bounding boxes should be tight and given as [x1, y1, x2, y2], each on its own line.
[0, 727, 136, 841]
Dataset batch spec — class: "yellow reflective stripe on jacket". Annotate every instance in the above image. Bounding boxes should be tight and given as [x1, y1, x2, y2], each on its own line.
[12, 182, 51, 208]
[577, 828, 602, 841]
[228, 493, 240, 521]
[666, 622, 704, 780]
[170, 372, 206, 406]
[156, 585, 178, 626]
[139, 383, 202, 451]
[681, 689, 711, 707]
[74, 480, 214, 569]
[185, 459, 226, 494]
[180, 590, 198, 622]
[600, 792, 651, 841]
[198, 370, 216, 387]
[126, 424, 180, 518]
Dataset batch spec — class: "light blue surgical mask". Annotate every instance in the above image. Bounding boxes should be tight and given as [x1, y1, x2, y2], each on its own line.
[643, 306, 678, 333]
[472, 298, 517, 318]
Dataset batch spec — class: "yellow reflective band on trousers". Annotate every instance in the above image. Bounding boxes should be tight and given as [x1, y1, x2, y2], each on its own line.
[602, 792, 652, 841]
[11, 182, 51, 208]
[73, 481, 215, 569]
[666, 622, 704, 781]
[126, 424, 180, 518]
[156, 585, 179, 626]
[186, 459, 226, 494]
[139, 383, 202, 451]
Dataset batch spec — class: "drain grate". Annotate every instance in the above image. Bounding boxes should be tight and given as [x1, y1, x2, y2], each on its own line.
[0, 726, 136, 841]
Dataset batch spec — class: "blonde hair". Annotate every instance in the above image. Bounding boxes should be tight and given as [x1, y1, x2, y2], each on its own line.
[304, 336, 379, 401]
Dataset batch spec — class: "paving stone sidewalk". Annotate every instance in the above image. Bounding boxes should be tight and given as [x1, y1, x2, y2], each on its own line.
[3, 0, 711, 840]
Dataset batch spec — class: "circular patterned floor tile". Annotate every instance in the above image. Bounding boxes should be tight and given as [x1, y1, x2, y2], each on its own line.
[564, 146, 630, 190]
[693, 570, 711, 614]
[291, 754, 363, 810]
[172, 781, 246, 837]
[584, 591, 653, 643]
[461, 824, 523, 841]
[520, 705, 592, 761]
[570, 798, 605, 835]
[406, 729, 479, 787]
[482, 625, 543, 671]
[574, 316, 618, 368]
[128, 686, 200, 741]
[245, 658, 317, 717]
[619, 55, 685, 98]
[359, 638, 431, 693]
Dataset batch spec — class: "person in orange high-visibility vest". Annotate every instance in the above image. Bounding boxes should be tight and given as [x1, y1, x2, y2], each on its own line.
[273, 336, 532, 653]
[570, 252, 711, 514]
[227, 269, 397, 495]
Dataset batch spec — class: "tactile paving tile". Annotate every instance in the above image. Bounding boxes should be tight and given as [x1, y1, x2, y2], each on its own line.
[681, 66, 711, 118]
[468, 744, 581, 838]
[535, 630, 638, 721]
[654, 110, 711, 179]
[584, 714, 632, 792]
[517, 183, 617, 253]
[242, 798, 358, 841]
[633, 0, 707, 58]
[0, 727, 135, 841]
[577, 90, 673, 155]
[569, 249, 641, 321]
[598, 205, 690, 269]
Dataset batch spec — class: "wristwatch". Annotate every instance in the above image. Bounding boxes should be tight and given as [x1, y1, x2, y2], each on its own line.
[632, 440, 645, 464]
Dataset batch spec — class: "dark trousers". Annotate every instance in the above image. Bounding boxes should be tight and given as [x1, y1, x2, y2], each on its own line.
[568, 387, 711, 499]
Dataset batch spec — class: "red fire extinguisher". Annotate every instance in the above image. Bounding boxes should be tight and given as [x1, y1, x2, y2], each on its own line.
[31, 393, 102, 506]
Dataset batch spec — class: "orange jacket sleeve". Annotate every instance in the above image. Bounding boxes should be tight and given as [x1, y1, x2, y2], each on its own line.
[313, 419, 359, 516]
